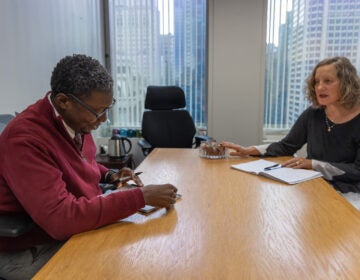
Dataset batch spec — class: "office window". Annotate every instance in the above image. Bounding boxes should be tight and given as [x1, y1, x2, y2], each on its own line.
[264, 0, 360, 140]
[107, 0, 207, 131]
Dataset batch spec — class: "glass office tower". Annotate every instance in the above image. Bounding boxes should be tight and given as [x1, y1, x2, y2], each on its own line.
[110, 0, 207, 129]
[264, 0, 360, 133]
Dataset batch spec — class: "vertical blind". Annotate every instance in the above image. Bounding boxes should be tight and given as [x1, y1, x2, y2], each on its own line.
[108, 0, 207, 130]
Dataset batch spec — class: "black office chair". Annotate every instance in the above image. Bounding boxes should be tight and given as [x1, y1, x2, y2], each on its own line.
[0, 214, 35, 237]
[0, 114, 15, 134]
[138, 86, 211, 156]
[0, 114, 15, 124]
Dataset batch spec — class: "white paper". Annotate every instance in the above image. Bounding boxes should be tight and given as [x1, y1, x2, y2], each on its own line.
[232, 159, 322, 184]
[231, 159, 276, 174]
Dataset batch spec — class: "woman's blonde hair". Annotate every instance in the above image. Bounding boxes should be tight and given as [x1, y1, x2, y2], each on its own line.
[306, 56, 360, 109]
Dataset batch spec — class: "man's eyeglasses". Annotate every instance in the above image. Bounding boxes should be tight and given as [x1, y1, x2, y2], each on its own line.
[67, 94, 116, 120]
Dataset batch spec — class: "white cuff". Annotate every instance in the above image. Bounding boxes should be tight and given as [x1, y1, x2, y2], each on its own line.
[312, 159, 345, 180]
[253, 144, 269, 155]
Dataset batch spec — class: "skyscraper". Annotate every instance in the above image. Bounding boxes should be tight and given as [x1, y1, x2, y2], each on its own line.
[174, 0, 207, 127]
[287, 0, 360, 123]
[265, 0, 360, 131]
[112, 0, 160, 127]
[109, 0, 207, 129]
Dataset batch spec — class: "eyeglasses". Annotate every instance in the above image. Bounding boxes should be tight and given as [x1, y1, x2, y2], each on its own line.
[67, 94, 116, 120]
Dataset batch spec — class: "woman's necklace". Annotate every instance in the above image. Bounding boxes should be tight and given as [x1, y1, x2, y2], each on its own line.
[324, 114, 336, 132]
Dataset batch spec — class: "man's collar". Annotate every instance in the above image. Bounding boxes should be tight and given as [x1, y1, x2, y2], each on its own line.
[47, 93, 76, 139]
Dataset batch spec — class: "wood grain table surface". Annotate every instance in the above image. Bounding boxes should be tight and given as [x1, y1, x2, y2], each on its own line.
[34, 148, 360, 280]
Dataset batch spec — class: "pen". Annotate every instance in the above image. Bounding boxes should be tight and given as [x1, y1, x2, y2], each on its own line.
[112, 171, 143, 184]
[264, 164, 282, 171]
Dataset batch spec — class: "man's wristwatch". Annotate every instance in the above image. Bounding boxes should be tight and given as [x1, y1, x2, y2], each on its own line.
[105, 169, 118, 183]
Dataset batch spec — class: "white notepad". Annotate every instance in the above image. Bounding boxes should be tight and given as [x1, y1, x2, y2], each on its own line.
[231, 159, 322, 184]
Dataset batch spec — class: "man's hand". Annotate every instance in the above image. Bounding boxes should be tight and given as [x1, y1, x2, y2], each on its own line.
[141, 184, 178, 208]
[110, 168, 144, 187]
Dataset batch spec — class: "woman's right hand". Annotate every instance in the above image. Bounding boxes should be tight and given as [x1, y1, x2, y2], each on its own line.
[220, 141, 260, 157]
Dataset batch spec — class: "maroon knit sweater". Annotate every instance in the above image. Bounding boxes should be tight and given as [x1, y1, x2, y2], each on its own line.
[0, 93, 145, 251]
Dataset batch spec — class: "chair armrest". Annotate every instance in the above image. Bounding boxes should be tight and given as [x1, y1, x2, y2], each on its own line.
[0, 214, 35, 237]
[138, 139, 153, 156]
[138, 138, 152, 149]
[194, 135, 214, 148]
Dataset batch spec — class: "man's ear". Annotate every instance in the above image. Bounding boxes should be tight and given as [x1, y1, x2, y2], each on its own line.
[53, 93, 71, 111]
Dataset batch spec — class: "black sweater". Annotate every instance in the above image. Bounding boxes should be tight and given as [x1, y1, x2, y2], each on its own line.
[265, 107, 360, 192]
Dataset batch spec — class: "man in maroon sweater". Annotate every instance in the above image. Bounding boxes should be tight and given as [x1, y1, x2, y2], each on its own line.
[0, 54, 177, 279]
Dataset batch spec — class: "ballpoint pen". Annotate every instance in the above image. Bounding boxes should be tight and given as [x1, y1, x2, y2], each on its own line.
[264, 164, 282, 171]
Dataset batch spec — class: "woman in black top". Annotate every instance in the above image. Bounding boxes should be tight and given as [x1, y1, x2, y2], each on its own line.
[222, 56, 360, 193]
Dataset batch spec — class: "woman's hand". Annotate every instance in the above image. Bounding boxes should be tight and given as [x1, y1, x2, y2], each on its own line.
[110, 167, 144, 187]
[282, 157, 312, 169]
[220, 141, 260, 157]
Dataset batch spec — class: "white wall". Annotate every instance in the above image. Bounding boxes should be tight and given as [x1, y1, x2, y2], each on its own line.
[0, 0, 104, 114]
[208, 0, 267, 146]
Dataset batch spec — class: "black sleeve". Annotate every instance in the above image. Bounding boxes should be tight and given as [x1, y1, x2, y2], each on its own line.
[332, 148, 360, 183]
[264, 108, 310, 157]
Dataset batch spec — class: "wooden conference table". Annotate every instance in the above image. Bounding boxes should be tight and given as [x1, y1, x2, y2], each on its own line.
[34, 148, 360, 279]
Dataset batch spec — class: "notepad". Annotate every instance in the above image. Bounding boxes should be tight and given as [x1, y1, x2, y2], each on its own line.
[231, 159, 322, 184]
